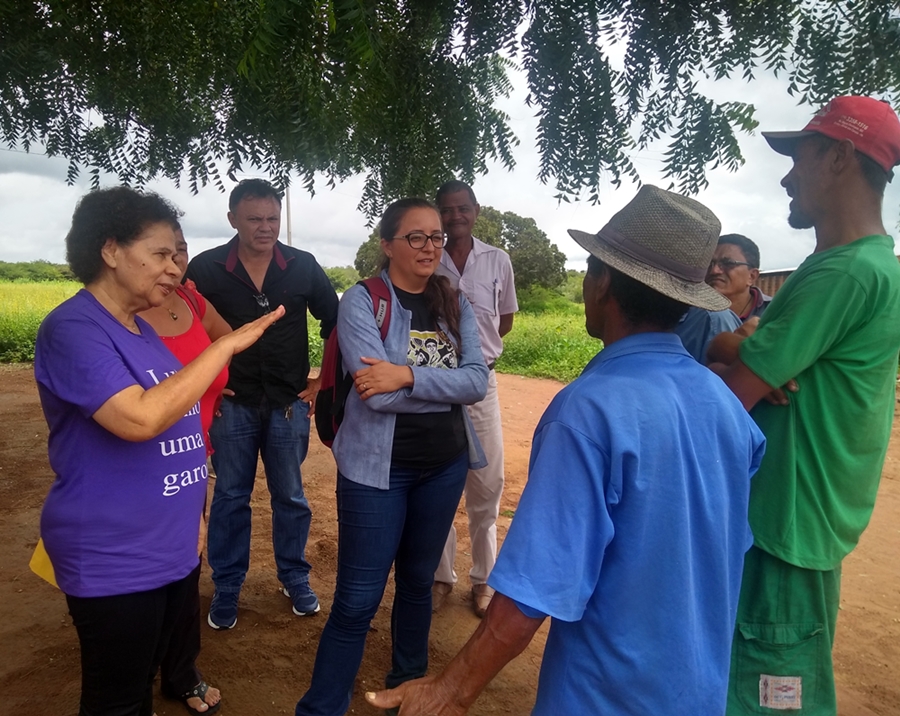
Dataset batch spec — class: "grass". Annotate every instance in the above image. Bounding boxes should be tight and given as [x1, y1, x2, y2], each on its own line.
[308, 313, 324, 367]
[0, 282, 598, 383]
[496, 309, 598, 383]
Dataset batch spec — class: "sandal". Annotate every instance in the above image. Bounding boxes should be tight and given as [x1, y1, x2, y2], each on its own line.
[177, 681, 221, 716]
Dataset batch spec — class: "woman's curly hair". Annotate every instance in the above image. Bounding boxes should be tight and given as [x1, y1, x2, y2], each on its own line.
[66, 186, 182, 284]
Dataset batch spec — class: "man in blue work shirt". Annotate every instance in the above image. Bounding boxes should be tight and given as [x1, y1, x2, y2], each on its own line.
[366, 185, 765, 715]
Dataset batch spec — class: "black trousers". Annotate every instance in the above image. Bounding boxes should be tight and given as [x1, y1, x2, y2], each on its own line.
[160, 560, 203, 697]
[66, 572, 192, 716]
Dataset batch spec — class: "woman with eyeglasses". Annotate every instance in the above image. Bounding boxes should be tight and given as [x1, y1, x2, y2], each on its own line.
[295, 198, 488, 716]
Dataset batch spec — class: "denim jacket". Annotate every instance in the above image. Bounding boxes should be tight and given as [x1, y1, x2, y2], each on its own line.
[332, 271, 489, 489]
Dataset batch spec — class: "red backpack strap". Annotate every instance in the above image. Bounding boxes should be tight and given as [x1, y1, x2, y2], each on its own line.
[360, 276, 391, 340]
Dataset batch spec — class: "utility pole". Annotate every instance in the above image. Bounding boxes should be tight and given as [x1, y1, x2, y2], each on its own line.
[285, 184, 293, 246]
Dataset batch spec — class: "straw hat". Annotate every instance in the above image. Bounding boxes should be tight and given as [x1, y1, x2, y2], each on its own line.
[568, 185, 729, 311]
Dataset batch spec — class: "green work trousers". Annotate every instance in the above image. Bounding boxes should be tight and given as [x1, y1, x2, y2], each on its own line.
[726, 545, 841, 715]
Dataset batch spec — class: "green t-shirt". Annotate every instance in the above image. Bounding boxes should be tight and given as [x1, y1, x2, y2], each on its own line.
[740, 234, 900, 570]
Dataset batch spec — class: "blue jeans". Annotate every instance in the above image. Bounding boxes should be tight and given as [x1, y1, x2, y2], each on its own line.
[207, 398, 312, 592]
[295, 451, 468, 716]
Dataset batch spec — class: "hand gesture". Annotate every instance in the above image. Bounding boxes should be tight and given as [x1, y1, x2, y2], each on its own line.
[299, 375, 320, 417]
[365, 676, 468, 716]
[216, 305, 285, 356]
[735, 316, 760, 338]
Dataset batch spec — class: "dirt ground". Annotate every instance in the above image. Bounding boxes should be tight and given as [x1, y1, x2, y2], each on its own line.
[1, 364, 898, 716]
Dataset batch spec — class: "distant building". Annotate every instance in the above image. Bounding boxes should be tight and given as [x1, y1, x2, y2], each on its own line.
[756, 268, 795, 297]
[758, 255, 900, 297]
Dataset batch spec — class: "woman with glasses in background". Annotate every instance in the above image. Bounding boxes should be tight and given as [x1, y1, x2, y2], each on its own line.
[295, 198, 488, 716]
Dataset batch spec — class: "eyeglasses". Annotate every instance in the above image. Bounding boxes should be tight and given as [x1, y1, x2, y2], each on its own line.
[393, 231, 447, 249]
[708, 258, 753, 272]
[254, 294, 271, 314]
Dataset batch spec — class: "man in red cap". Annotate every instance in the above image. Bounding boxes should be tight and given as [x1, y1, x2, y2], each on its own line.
[709, 96, 900, 714]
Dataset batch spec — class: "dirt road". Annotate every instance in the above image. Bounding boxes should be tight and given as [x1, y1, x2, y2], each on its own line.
[1, 365, 897, 715]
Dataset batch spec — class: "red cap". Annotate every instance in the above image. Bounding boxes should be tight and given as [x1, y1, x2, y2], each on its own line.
[762, 96, 900, 177]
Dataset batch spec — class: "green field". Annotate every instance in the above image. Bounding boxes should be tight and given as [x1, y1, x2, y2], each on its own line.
[0, 282, 80, 361]
[496, 310, 597, 383]
[0, 281, 597, 381]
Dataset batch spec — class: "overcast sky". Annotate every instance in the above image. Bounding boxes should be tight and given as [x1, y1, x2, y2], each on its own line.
[1, 69, 898, 273]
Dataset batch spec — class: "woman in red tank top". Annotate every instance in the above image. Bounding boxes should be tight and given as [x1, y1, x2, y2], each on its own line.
[141, 231, 232, 443]
[139, 226, 230, 715]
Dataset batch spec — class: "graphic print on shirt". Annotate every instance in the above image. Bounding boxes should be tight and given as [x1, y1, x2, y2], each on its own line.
[144, 366, 206, 495]
[408, 330, 457, 370]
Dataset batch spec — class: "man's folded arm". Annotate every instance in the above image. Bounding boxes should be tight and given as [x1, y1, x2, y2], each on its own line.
[720, 358, 777, 411]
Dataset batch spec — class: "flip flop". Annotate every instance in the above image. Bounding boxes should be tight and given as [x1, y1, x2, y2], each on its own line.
[177, 681, 221, 716]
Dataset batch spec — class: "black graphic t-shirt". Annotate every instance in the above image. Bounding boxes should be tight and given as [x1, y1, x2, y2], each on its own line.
[391, 287, 467, 468]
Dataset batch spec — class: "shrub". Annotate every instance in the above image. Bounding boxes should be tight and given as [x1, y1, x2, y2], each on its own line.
[0, 261, 73, 282]
[516, 286, 582, 315]
[496, 311, 598, 383]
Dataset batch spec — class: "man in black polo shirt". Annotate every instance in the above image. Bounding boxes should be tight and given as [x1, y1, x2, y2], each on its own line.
[186, 179, 338, 629]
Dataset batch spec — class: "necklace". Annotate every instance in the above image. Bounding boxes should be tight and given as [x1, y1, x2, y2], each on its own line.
[168, 309, 178, 321]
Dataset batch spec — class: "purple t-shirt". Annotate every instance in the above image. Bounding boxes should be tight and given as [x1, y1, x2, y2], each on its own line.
[34, 290, 208, 597]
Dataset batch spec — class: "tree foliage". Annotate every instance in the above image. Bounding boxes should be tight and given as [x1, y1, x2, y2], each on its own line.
[2, 1, 899, 215]
[0, 260, 73, 282]
[560, 269, 587, 304]
[473, 207, 566, 290]
[355, 229, 384, 279]
[324, 265, 361, 292]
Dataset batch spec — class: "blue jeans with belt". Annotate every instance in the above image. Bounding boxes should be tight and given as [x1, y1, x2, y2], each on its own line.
[295, 451, 468, 716]
[207, 397, 312, 592]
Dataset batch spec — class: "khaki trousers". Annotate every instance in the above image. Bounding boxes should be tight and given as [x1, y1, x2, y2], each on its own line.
[435, 370, 504, 586]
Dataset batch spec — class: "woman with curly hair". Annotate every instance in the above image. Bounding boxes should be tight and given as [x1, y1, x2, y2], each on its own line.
[34, 186, 282, 716]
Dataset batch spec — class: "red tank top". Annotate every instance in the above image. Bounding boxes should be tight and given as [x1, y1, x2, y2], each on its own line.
[159, 281, 229, 450]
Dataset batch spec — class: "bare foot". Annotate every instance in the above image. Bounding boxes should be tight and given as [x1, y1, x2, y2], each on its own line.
[185, 683, 221, 713]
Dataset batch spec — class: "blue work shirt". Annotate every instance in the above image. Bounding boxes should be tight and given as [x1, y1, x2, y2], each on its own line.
[673, 306, 741, 364]
[489, 332, 765, 715]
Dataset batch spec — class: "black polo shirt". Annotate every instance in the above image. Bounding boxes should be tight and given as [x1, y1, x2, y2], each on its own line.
[185, 237, 338, 409]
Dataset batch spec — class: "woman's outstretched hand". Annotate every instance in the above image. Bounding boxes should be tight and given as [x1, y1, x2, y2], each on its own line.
[215, 305, 285, 356]
[353, 356, 414, 400]
[92, 306, 285, 443]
